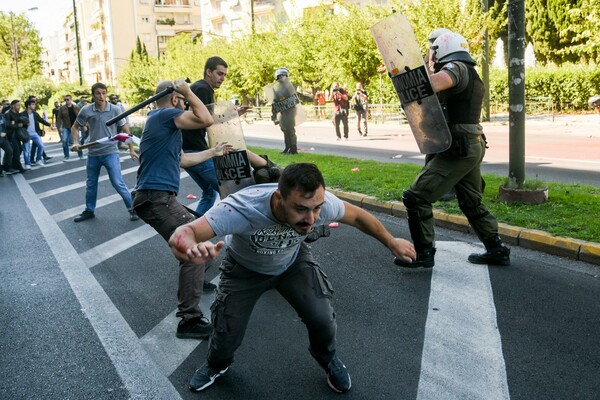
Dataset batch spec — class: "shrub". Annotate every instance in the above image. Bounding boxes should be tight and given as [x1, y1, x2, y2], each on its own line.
[489, 65, 600, 112]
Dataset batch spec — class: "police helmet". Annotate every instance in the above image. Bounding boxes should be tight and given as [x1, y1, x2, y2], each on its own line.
[275, 67, 289, 80]
[431, 32, 476, 65]
[427, 28, 452, 44]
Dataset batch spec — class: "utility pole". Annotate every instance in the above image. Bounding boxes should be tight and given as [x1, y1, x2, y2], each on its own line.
[73, 0, 83, 85]
[250, 0, 255, 35]
[481, 0, 490, 122]
[507, 0, 526, 187]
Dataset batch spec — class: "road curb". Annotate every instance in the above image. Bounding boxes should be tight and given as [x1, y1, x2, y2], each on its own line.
[329, 189, 600, 266]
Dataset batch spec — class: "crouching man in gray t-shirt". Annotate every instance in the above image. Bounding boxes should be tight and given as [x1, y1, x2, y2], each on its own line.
[169, 162, 416, 394]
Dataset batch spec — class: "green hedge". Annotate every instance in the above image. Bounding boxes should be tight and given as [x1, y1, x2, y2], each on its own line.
[489, 65, 600, 111]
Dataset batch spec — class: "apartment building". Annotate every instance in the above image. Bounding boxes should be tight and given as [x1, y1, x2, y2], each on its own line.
[42, 0, 385, 86]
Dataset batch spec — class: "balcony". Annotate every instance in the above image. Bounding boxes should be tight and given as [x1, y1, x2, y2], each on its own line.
[254, 0, 275, 14]
[156, 17, 176, 26]
[155, 0, 192, 12]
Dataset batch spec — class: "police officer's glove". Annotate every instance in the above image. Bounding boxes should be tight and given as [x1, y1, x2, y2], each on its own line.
[253, 155, 282, 184]
[304, 225, 331, 243]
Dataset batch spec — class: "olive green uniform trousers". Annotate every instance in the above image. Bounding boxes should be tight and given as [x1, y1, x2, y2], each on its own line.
[405, 134, 499, 250]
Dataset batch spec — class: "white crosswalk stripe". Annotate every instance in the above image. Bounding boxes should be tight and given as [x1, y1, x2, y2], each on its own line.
[417, 241, 510, 400]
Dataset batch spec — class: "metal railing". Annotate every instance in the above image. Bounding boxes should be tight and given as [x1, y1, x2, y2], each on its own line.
[246, 104, 407, 125]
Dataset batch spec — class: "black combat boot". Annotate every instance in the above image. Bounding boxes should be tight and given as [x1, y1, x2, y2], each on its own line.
[468, 238, 510, 266]
[394, 247, 436, 268]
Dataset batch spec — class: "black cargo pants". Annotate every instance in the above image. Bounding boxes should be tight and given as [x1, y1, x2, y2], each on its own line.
[207, 243, 337, 370]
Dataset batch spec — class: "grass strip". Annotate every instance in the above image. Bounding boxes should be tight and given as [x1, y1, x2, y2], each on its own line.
[249, 146, 600, 243]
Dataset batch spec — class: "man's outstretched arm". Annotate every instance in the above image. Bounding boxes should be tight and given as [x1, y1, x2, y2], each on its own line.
[339, 201, 416, 263]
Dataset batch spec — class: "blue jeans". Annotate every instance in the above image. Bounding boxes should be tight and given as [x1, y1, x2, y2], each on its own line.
[62, 128, 83, 158]
[23, 134, 44, 165]
[183, 154, 219, 216]
[84, 153, 133, 212]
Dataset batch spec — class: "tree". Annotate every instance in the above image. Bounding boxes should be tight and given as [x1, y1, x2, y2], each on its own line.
[118, 36, 159, 104]
[560, 0, 600, 63]
[0, 11, 44, 96]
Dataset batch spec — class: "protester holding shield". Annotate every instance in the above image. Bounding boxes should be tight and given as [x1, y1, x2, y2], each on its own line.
[182, 57, 238, 217]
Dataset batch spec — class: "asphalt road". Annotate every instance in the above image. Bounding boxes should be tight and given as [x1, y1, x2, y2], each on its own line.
[1, 141, 599, 400]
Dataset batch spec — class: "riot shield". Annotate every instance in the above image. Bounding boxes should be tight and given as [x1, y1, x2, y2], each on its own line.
[371, 13, 452, 154]
[264, 80, 306, 129]
[206, 101, 255, 198]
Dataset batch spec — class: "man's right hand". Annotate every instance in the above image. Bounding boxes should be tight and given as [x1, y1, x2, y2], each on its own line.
[173, 79, 192, 98]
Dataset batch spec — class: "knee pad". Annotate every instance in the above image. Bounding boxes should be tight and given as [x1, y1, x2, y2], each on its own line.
[402, 190, 421, 210]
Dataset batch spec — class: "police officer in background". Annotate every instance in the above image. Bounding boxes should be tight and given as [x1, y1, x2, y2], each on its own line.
[271, 67, 298, 154]
[394, 32, 510, 269]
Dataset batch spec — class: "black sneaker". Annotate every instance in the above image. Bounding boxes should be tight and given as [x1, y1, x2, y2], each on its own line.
[128, 209, 139, 221]
[189, 362, 228, 392]
[310, 349, 352, 393]
[5, 169, 19, 175]
[74, 210, 95, 222]
[394, 247, 436, 268]
[0, 171, 4, 177]
[468, 245, 510, 266]
[313, 354, 352, 393]
[203, 281, 217, 291]
[176, 316, 213, 339]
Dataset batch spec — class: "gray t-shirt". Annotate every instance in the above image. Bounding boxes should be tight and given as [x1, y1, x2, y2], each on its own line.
[76, 103, 127, 156]
[205, 183, 345, 275]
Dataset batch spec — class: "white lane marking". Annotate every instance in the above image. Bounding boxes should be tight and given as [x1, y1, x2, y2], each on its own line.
[27, 154, 131, 183]
[81, 224, 158, 268]
[417, 241, 510, 400]
[53, 193, 124, 222]
[140, 280, 218, 376]
[37, 166, 139, 198]
[37, 169, 189, 199]
[14, 174, 183, 399]
[28, 164, 87, 182]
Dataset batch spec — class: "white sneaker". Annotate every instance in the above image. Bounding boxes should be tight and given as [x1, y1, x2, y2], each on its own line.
[24, 165, 31, 170]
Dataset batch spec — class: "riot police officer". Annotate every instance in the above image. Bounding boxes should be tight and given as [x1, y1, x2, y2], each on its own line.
[395, 32, 511, 268]
[271, 67, 299, 154]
